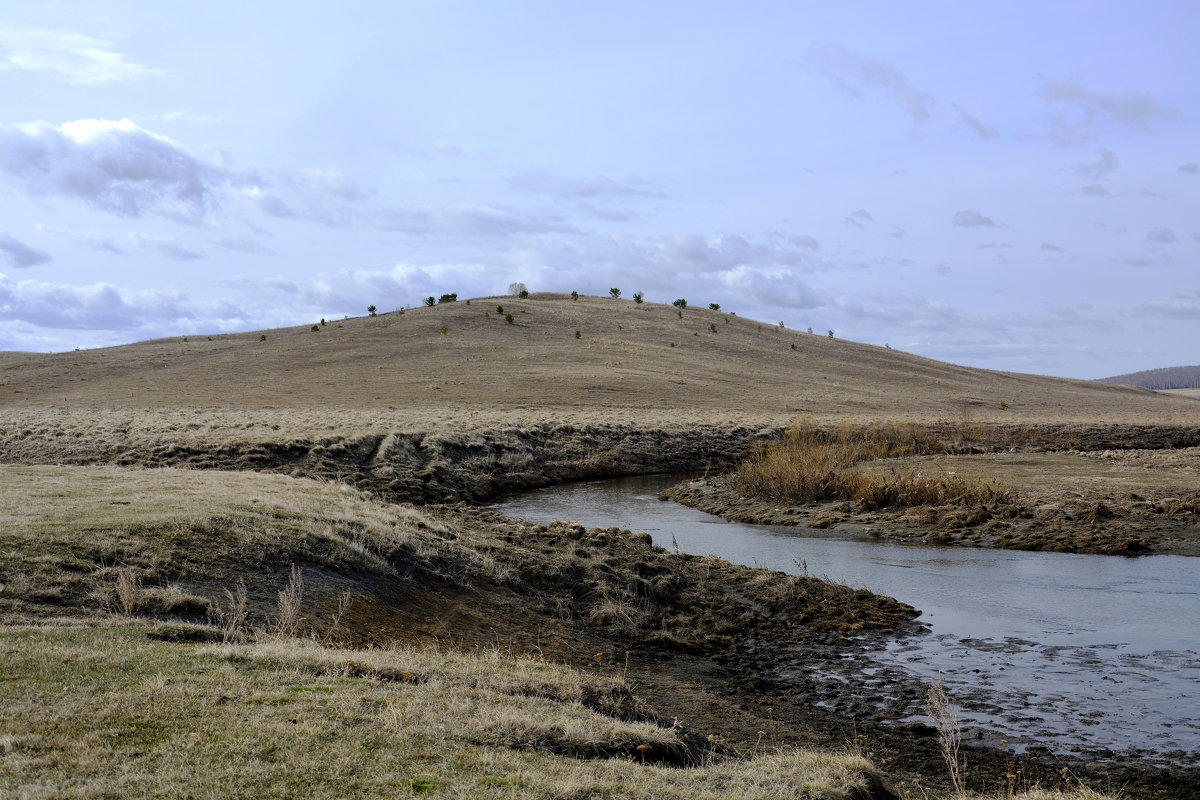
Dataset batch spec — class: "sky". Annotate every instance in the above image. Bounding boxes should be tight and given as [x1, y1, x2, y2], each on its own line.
[0, 1, 1196, 379]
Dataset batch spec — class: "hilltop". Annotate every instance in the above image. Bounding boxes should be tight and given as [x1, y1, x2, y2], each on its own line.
[1102, 364, 1200, 390]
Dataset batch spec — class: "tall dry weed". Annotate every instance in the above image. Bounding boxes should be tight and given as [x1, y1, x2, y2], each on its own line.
[927, 676, 965, 798]
[274, 565, 304, 637]
[115, 567, 142, 616]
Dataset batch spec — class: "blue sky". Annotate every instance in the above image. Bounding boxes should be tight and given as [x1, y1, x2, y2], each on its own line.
[0, 1, 1196, 378]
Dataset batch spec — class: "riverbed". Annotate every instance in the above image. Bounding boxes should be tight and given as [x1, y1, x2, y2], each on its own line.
[491, 473, 1200, 765]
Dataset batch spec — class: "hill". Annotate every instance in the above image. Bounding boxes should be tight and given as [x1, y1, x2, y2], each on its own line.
[1101, 364, 1200, 390]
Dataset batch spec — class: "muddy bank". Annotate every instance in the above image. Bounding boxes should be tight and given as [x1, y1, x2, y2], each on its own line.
[0, 420, 773, 503]
[662, 472, 1200, 556]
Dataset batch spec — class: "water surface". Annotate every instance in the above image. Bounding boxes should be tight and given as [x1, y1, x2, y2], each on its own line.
[492, 473, 1200, 761]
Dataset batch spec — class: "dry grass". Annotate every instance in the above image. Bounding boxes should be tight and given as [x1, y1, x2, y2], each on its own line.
[732, 421, 1016, 510]
[0, 623, 889, 800]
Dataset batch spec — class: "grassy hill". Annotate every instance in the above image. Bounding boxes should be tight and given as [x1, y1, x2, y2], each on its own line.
[1102, 364, 1200, 390]
[1, 293, 1194, 799]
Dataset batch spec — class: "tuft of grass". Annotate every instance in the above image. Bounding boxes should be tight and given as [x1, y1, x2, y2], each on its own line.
[732, 420, 1016, 510]
[115, 567, 142, 616]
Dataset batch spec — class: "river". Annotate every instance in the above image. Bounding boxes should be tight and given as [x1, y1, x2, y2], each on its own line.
[490, 473, 1200, 764]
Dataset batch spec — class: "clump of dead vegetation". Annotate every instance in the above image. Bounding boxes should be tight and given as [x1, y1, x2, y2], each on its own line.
[732, 420, 1017, 510]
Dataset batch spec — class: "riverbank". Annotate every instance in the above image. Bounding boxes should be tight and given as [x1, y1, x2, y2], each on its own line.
[662, 447, 1200, 556]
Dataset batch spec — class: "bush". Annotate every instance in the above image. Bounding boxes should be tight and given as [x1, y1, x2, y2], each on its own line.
[574, 330, 581, 339]
[633, 291, 644, 304]
[310, 325, 319, 332]
[519, 288, 529, 299]
[571, 290, 579, 301]
[828, 330, 834, 339]
[367, 304, 377, 316]
[496, 305, 504, 313]
[609, 287, 621, 299]
[260, 334, 266, 341]
[672, 298, 687, 309]
[424, 296, 435, 307]
[438, 293, 458, 304]
[709, 323, 716, 332]
[708, 303, 720, 311]
[504, 313, 514, 324]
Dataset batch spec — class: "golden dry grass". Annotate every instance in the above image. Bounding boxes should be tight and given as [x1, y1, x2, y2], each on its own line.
[731, 421, 1016, 509]
[0, 624, 1116, 800]
[2, 293, 1196, 438]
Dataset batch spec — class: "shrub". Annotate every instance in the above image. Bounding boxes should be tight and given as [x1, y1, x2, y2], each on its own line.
[672, 298, 687, 308]
[677, 310, 682, 319]
[519, 288, 529, 299]
[571, 290, 579, 301]
[504, 313, 514, 324]
[574, 330, 581, 339]
[424, 296, 435, 307]
[496, 305, 504, 313]
[633, 291, 644, 304]
[260, 334, 266, 341]
[367, 304, 377, 316]
[791, 342, 796, 350]
[438, 293, 458, 304]
[709, 323, 716, 332]
[440, 324, 448, 335]
[708, 303, 720, 311]
[310, 325, 320, 332]
[828, 330, 834, 339]
[778, 321, 785, 330]
[807, 327, 813, 334]
[609, 287, 621, 299]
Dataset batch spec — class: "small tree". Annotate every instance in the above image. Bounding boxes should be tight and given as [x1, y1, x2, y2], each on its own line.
[807, 327, 813, 335]
[609, 287, 621, 299]
[438, 293, 458, 304]
[633, 291, 644, 304]
[672, 298, 687, 309]
[504, 313, 514, 324]
[367, 304, 377, 316]
[496, 304, 504, 313]
[708, 303, 720, 311]
[424, 296, 435, 307]
[828, 330, 834, 339]
[571, 290, 579, 301]
[508, 281, 528, 296]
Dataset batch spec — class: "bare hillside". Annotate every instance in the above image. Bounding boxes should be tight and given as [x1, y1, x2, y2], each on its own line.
[2, 292, 1193, 427]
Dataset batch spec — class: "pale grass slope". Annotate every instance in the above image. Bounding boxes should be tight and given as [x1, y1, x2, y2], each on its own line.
[2, 293, 1196, 440]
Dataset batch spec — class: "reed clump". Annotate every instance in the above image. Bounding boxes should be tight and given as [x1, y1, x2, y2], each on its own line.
[732, 420, 1016, 510]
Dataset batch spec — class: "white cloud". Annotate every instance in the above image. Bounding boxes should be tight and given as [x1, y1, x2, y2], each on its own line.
[507, 169, 660, 199]
[1075, 148, 1119, 180]
[844, 208, 873, 228]
[806, 43, 933, 123]
[0, 119, 222, 221]
[1041, 79, 1182, 144]
[0, 27, 164, 84]
[373, 204, 575, 238]
[954, 104, 999, 139]
[1146, 228, 1177, 244]
[952, 209, 997, 227]
[0, 271, 190, 331]
[0, 233, 53, 268]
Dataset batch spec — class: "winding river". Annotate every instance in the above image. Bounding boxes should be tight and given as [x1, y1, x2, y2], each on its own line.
[491, 473, 1200, 764]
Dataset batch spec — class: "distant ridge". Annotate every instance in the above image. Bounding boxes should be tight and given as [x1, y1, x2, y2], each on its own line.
[1101, 365, 1200, 390]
